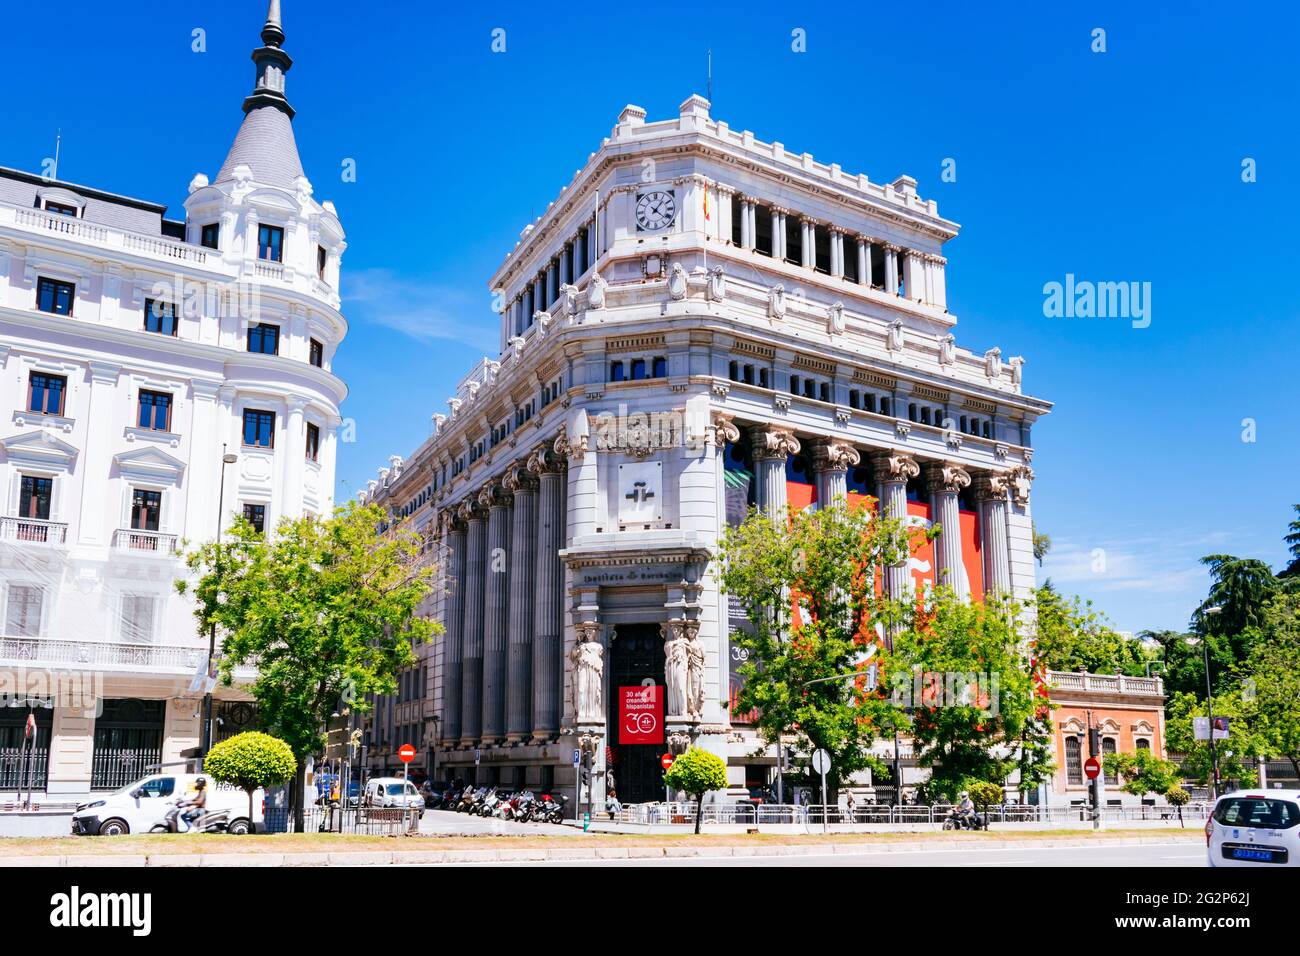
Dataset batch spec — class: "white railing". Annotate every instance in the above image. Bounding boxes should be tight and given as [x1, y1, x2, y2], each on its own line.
[1046, 670, 1163, 696]
[0, 517, 68, 545]
[14, 206, 108, 242]
[0, 636, 256, 680]
[111, 528, 179, 555]
[254, 259, 284, 280]
[612, 801, 1211, 827]
[123, 232, 208, 264]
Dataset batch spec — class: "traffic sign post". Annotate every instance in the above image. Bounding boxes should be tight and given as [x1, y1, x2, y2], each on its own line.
[397, 743, 416, 832]
[661, 753, 674, 804]
[811, 749, 831, 833]
[1083, 756, 1100, 780]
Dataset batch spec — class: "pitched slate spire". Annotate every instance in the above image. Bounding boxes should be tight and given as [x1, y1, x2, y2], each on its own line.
[215, 0, 306, 189]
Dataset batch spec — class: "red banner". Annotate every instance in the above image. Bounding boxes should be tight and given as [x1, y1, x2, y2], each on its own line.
[618, 685, 664, 745]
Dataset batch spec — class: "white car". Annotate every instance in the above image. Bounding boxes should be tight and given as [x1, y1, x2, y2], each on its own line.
[362, 777, 424, 816]
[71, 773, 264, 836]
[1206, 789, 1300, 867]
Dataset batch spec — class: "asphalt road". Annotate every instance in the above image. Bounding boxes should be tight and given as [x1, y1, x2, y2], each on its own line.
[474, 842, 1207, 867]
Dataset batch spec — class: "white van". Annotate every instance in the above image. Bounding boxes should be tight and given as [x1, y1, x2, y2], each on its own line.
[71, 773, 265, 836]
[363, 777, 424, 816]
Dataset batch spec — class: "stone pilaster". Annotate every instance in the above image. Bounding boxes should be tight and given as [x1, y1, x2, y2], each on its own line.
[925, 461, 972, 599]
[503, 463, 538, 742]
[441, 512, 467, 745]
[811, 439, 860, 508]
[974, 472, 1013, 597]
[748, 425, 800, 518]
[458, 497, 487, 746]
[480, 484, 512, 743]
[530, 445, 566, 740]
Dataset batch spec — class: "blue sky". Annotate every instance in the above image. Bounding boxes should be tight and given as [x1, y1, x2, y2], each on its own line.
[4, 1, 1296, 635]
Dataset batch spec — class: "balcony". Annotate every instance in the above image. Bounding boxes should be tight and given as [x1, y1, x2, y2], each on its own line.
[111, 528, 179, 555]
[1047, 670, 1163, 697]
[0, 636, 257, 681]
[0, 517, 68, 545]
[8, 204, 208, 266]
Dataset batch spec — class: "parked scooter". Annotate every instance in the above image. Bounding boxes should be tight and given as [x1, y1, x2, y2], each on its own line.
[539, 793, 568, 824]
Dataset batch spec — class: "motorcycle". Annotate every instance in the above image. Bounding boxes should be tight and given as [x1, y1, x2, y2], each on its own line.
[539, 793, 568, 825]
[151, 801, 242, 835]
[942, 807, 986, 831]
[455, 786, 482, 813]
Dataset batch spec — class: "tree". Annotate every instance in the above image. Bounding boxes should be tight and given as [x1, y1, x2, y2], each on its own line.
[966, 780, 1003, 828]
[1033, 582, 1155, 677]
[718, 498, 915, 795]
[203, 731, 297, 826]
[1031, 523, 1051, 567]
[1194, 555, 1278, 660]
[895, 590, 1041, 800]
[1165, 786, 1190, 828]
[1141, 629, 1235, 699]
[1103, 748, 1179, 802]
[179, 502, 438, 832]
[663, 747, 729, 834]
[1243, 591, 1300, 780]
[1165, 690, 1263, 791]
[1282, 505, 1300, 580]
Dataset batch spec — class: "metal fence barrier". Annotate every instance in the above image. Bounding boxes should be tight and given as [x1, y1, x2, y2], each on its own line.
[264, 804, 420, 835]
[613, 801, 1212, 827]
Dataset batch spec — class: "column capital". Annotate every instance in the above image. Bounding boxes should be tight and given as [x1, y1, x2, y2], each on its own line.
[526, 443, 565, 475]
[1006, 464, 1034, 506]
[478, 483, 510, 510]
[457, 497, 485, 523]
[972, 471, 1011, 501]
[553, 424, 587, 463]
[811, 439, 860, 473]
[711, 412, 741, 446]
[501, 461, 537, 494]
[924, 461, 972, 496]
[870, 450, 920, 484]
[748, 425, 801, 461]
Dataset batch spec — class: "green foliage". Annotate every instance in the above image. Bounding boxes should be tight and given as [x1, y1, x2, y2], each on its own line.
[1033, 582, 1154, 677]
[1242, 591, 1300, 779]
[1141, 628, 1236, 699]
[1194, 555, 1278, 659]
[1031, 523, 1051, 567]
[1165, 786, 1190, 807]
[178, 502, 438, 830]
[1166, 690, 1262, 789]
[896, 590, 1043, 800]
[664, 747, 729, 834]
[718, 500, 915, 789]
[1102, 748, 1180, 799]
[204, 731, 296, 822]
[966, 780, 1003, 809]
[1281, 505, 1300, 579]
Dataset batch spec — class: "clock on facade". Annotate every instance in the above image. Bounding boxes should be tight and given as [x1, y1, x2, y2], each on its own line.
[635, 190, 677, 231]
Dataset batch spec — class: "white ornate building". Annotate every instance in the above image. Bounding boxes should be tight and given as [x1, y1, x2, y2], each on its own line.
[0, 2, 347, 799]
[361, 97, 1050, 806]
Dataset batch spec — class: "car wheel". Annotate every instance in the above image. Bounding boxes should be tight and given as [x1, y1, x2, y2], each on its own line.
[227, 818, 251, 835]
[98, 818, 130, 836]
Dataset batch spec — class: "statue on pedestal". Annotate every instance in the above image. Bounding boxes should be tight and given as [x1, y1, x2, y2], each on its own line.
[662, 622, 688, 717]
[570, 626, 604, 721]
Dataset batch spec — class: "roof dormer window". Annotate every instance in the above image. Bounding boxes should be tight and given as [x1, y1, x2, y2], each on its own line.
[44, 201, 78, 218]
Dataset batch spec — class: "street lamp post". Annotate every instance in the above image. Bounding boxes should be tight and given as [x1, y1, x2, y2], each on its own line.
[1192, 606, 1223, 802]
[201, 446, 238, 759]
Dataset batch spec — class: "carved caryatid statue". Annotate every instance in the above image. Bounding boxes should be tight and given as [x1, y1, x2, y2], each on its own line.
[684, 622, 705, 721]
[570, 627, 604, 720]
[662, 622, 689, 717]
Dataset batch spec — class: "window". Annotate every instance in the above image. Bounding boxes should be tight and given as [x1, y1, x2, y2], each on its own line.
[138, 777, 176, 798]
[200, 223, 220, 249]
[247, 323, 280, 355]
[609, 361, 625, 383]
[137, 390, 172, 432]
[1065, 736, 1083, 786]
[44, 201, 78, 217]
[630, 359, 647, 381]
[306, 423, 320, 462]
[258, 224, 284, 262]
[759, 368, 770, 389]
[790, 375, 800, 395]
[36, 277, 75, 315]
[1135, 738, 1150, 751]
[243, 409, 275, 448]
[728, 361, 739, 382]
[143, 299, 179, 336]
[5, 585, 43, 637]
[27, 373, 67, 416]
[120, 595, 156, 643]
[317, 245, 328, 279]
[819, 382, 831, 403]
[242, 503, 266, 534]
[652, 356, 667, 378]
[19, 476, 53, 521]
[1102, 738, 1118, 785]
[131, 489, 162, 532]
[309, 338, 324, 368]
[849, 389, 860, 410]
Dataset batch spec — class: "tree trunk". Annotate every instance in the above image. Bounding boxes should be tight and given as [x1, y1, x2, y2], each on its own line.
[293, 760, 307, 833]
[694, 792, 703, 835]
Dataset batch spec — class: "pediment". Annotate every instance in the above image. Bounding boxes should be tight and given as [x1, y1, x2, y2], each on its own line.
[113, 445, 186, 481]
[0, 429, 79, 470]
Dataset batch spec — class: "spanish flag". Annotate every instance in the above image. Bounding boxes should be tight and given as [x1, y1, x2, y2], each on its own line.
[703, 184, 710, 222]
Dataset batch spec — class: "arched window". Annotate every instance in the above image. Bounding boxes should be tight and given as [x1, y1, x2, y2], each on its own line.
[1065, 736, 1083, 786]
[1102, 737, 1118, 785]
[1135, 738, 1151, 750]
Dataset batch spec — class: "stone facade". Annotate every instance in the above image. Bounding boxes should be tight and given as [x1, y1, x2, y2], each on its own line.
[361, 96, 1051, 807]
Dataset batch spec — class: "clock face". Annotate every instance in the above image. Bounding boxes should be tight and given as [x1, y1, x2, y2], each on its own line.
[636, 190, 677, 231]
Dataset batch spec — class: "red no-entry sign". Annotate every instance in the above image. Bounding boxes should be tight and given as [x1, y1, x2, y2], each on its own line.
[398, 743, 417, 764]
[1084, 756, 1101, 780]
[660, 754, 674, 771]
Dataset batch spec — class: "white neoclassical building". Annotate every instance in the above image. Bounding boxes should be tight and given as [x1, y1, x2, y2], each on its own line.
[361, 96, 1051, 807]
[0, 2, 347, 800]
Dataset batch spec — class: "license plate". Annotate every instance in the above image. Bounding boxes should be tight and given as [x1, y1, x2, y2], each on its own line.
[1223, 843, 1287, 864]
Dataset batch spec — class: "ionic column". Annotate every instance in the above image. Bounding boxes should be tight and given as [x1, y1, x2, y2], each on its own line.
[857, 238, 870, 286]
[801, 219, 815, 268]
[925, 461, 972, 600]
[748, 425, 801, 518]
[740, 199, 753, 249]
[559, 246, 572, 286]
[974, 472, 1012, 597]
[811, 439, 859, 509]
[885, 244, 899, 294]
[441, 513, 467, 744]
[459, 498, 488, 746]
[872, 452, 920, 601]
[529, 446, 566, 739]
[830, 230, 844, 278]
[748, 201, 758, 248]
[481, 484, 512, 743]
[533, 275, 545, 314]
[504, 464, 538, 742]
[772, 208, 787, 261]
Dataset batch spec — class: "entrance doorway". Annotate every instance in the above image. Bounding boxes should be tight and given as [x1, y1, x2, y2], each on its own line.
[606, 623, 665, 804]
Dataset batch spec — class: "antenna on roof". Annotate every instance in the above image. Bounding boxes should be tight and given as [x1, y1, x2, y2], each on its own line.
[52, 129, 62, 181]
[706, 49, 712, 105]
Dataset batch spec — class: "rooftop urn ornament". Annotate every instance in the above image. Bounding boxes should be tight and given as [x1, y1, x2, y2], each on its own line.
[508, 335, 525, 358]
[706, 265, 726, 302]
[559, 282, 579, 320]
[667, 262, 688, 300]
[887, 318, 904, 352]
[586, 272, 607, 310]
[984, 347, 1002, 379]
[828, 300, 846, 335]
[768, 283, 787, 321]
[939, 333, 957, 366]
[1008, 355, 1025, 388]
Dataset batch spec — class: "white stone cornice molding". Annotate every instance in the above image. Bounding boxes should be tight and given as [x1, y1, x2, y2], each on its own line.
[667, 263, 688, 301]
[749, 425, 800, 461]
[812, 439, 861, 473]
[1007, 464, 1034, 506]
[871, 451, 921, 485]
[925, 461, 972, 496]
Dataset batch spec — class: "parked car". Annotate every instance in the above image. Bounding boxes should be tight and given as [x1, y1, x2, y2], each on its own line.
[362, 777, 424, 817]
[1206, 789, 1300, 867]
[72, 773, 265, 836]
